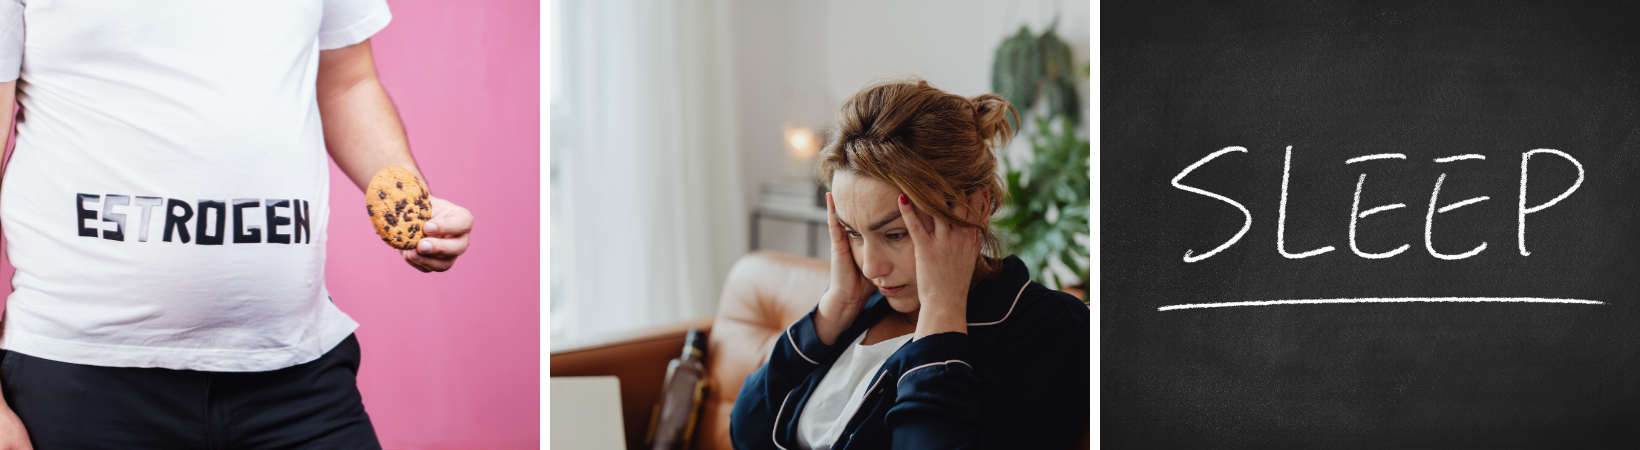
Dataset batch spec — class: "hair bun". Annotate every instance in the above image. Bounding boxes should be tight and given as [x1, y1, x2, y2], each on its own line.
[970, 94, 1018, 152]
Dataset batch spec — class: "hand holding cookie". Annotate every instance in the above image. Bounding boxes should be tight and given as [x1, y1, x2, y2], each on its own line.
[403, 195, 471, 272]
[366, 165, 472, 272]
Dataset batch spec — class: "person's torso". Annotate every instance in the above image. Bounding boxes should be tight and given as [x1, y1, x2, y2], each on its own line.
[795, 330, 913, 450]
[778, 275, 1087, 449]
[0, 0, 354, 371]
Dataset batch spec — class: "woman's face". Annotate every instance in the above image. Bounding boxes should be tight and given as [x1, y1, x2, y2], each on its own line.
[830, 170, 923, 313]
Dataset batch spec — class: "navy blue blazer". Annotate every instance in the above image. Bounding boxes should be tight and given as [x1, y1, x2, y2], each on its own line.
[729, 255, 1090, 449]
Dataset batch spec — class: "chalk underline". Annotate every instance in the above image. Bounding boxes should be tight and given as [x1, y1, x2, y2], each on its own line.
[1157, 297, 1605, 312]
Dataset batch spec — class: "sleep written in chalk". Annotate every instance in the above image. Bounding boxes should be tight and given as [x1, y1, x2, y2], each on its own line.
[1172, 145, 1584, 263]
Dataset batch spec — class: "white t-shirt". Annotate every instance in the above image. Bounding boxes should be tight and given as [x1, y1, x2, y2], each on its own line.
[0, 0, 391, 372]
[796, 330, 914, 450]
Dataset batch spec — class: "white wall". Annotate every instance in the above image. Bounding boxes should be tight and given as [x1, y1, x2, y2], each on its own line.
[729, 0, 1090, 259]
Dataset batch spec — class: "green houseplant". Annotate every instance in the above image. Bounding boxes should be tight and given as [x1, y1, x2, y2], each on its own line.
[991, 23, 1090, 294]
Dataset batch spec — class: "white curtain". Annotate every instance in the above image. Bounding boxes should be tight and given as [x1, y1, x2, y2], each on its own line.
[550, 0, 746, 339]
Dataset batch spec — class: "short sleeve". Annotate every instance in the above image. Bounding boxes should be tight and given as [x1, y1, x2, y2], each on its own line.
[318, 0, 391, 51]
[0, 0, 22, 82]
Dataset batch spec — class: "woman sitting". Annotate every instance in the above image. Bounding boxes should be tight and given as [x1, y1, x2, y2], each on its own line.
[729, 78, 1090, 449]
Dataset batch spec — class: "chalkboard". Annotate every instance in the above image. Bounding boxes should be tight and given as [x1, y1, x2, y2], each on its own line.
[1101, 1, 1640, 448]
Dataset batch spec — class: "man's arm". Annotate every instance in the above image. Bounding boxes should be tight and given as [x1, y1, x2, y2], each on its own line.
[318, 40, 471, 272]
[0, 80, 32, 450]
[0, 80, 14, 189]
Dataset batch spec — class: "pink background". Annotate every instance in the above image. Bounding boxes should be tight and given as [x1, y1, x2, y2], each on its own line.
[0, 1, 542, 449]
[325, 1, 541, 449]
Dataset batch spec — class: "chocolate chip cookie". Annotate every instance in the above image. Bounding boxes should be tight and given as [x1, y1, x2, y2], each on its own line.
[366, 166, 431, 250]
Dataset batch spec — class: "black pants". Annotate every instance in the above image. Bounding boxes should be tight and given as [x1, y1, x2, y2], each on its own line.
[0, 334, 381, 450]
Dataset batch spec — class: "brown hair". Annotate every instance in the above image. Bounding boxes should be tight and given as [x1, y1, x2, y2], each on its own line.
[817, 78, 1019, 282]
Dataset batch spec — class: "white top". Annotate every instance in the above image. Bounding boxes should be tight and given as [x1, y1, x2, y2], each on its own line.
[796, 330, 914, 450]
[0, 0, 390, 371]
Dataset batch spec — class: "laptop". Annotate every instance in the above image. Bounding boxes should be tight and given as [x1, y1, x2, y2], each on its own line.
[549, 376, 627, 450]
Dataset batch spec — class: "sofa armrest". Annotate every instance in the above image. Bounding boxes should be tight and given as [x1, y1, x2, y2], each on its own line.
[550, 316, 716, 450]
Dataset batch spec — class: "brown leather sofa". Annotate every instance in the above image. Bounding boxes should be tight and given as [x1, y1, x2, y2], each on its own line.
[550, 251, 1090, 449]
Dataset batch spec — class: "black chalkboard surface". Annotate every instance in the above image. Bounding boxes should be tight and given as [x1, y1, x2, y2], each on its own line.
[1102, 1, 1640, 448]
